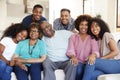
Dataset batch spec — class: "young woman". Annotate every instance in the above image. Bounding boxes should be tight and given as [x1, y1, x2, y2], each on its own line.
[0, 23, 28, 80]
[11, 23, 46, 80]
[66, 15, 100, 80]
[83, 18, 119, 80]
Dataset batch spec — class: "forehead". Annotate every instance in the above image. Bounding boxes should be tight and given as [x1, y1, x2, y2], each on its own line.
[40, 22, 49, 28]
[61, 11, 70, 15]
[33, 7, 43, 11]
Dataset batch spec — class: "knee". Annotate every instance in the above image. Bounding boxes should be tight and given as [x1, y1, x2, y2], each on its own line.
[0, 60, 6, 68]
[43, 60, 52, 69]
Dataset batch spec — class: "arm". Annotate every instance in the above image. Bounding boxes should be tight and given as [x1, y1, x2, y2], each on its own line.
[101, 39, 119, 59]
[66, 35, 78, 65]
[14, 55, 46, 64]
[87, 39, 100, 65]
[0, 43, 10, 65]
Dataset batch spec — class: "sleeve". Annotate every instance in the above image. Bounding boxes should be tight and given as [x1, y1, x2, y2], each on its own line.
[91, 39, 100, 57]
[53, 18, 59, 30]
[70, 18, 75, 30]
[66, 35, 76, 57]
[104, 32, 114, 44]
[0, 37, 9, 46]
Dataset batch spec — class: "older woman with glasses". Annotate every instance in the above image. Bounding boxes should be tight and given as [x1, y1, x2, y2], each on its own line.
[11, 23, 46, 80]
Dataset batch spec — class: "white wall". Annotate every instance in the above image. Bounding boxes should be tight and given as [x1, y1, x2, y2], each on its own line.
[0, 0, 118, 34]
[49, 0, 83, 24]
[0, 0, 7, 30]
[93, 0, 117, 33]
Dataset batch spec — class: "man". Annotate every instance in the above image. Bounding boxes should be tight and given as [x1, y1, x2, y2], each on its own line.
[22, 4, 47, 27]
[53, 8, 77, 33]
[40, 21, 76, 80]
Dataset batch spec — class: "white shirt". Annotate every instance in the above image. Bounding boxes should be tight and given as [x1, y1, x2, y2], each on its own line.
[0, 37, 17, 61]
[43, 30, 73, 62]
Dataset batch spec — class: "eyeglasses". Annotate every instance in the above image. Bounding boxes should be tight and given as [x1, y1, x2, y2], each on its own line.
[30, 30, 39, 33]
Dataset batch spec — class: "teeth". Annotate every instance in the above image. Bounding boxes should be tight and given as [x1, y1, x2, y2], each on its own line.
[82, 29, 85, 32]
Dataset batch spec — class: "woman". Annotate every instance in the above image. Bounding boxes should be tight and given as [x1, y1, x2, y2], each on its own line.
[11, 23, 46, 80]
[0, 23, 28, 80]
[66, 15, 100, 80]
[83, 18, 119, 80]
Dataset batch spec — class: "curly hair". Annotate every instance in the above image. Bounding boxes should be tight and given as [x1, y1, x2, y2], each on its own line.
[88, 18, 110, 40]
[74, 14, 92, 31]
[0, 23, 28, 40]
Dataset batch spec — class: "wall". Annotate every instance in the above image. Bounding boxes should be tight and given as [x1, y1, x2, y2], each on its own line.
[49, 0, 83, 24]
[0, 0, 118, 37]
[93, 0, 117, 33]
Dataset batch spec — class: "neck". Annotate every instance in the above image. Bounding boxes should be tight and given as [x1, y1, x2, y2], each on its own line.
[13, 38, 18, 43]
[29, 39, 38, 46]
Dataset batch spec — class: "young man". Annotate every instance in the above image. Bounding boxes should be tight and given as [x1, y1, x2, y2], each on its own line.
[53, 8, 77, 33]
[22, 4, 47, 27]
[40, 21, 76, 80]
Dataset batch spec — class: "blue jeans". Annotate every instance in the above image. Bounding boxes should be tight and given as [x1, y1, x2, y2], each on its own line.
[0, 60, 13, 80]
[76, 62, 85, 80]
[83, 58, 120, 80]
[14, 63, 42, 80]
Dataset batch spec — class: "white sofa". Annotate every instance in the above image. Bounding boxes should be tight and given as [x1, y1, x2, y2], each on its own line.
[11, 33, 120, 80]
[98, 74, 120, 80]
[11, 69, 65, 80]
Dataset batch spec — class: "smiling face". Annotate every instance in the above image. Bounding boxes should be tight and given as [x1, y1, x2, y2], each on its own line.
[79, 20, 88, 34]
[29, 27, 39, 40]
[40, 21, 54, 38]
[32, 7, 43, 21]
[60, 11, 71, 25]
[91, 22, 101, 37]
[16, 30, 28, 42]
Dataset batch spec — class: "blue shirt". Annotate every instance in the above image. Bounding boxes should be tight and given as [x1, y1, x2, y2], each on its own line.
[43, 30, 73, 62]
[22, 14, 47, 27]
[53, 18, 75, 31]
[15, 39, 46, 60]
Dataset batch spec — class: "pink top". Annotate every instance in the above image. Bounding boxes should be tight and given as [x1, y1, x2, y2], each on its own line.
[67, 34, 100, 63]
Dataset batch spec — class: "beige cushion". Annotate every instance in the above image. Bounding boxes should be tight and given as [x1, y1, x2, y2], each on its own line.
[11, 69, 65, 80]
[98, 74, 120, 80]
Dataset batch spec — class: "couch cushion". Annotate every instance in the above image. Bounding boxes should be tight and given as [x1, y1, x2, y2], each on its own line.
[98, 74, 120, 80]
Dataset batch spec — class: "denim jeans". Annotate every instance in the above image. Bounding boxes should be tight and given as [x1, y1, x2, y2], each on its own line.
[83, 58, 120, 80]
[76, 62, 85, 80]
[14, 63, 42, 80]
[0, 60, 13, 80]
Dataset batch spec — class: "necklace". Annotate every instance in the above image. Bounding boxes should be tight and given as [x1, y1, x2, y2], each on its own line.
[29, 39, 38, 55]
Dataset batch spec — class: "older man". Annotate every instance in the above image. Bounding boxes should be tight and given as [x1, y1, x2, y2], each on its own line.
[40, 21, 76, 80]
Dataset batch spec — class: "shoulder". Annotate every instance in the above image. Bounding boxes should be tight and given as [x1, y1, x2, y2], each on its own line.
[57, 30, 73, 35]
[38, 39, 45, 44]
[104, 32, 113, 38]
[23, 15, 32, 20]
[1, 37, 12, 41]
[70, 18, 74, 22]
[40, 16, 47, 21]
[54, 18, 60, 22]
[53, 18, 60, 24]
[18, 39, 28, 44]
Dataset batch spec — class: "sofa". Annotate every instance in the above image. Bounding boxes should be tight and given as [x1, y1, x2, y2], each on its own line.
[11, 32, 120, 80]
[98, 74, 120, 80]
[11, 69, 65, 80]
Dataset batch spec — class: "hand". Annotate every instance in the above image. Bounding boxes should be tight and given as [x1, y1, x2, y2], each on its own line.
[19, 63, 28, 71]
[9, 60, 15, 66]
[87, 53, 96, 65]
[70, 57, 78, 66]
